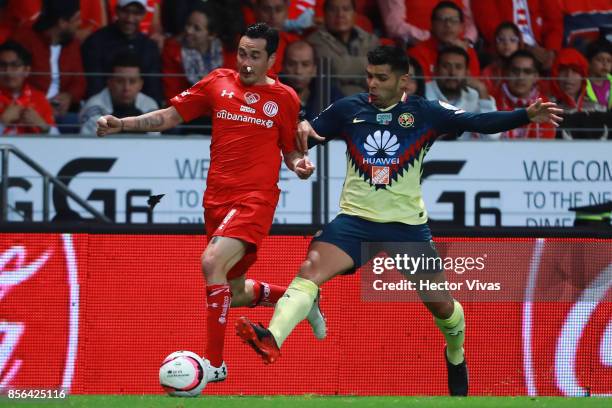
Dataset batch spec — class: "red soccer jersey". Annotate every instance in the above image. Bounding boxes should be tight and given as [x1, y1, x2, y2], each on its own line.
[170, 69, 300, 207]
[0, 84, 55, 134]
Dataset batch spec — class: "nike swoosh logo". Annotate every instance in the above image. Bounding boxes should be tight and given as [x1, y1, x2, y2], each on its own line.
[352, 118, 365, 123]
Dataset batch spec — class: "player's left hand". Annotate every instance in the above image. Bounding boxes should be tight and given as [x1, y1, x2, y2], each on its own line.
[294, 156, 316, 179]
[526, 98, 564, 127]
[296, 120, 325, 153]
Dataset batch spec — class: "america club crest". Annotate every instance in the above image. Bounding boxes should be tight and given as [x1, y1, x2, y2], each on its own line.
[398, 112, 414, 128]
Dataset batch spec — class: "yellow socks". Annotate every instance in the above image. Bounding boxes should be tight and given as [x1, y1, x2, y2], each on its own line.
[434, 300, 466, 365]
[268, 277, 319, 347]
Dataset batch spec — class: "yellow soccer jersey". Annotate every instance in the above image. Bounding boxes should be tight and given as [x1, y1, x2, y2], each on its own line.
[310, 93, 529, 224]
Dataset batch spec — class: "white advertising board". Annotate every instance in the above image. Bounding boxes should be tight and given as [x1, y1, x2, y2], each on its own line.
[328, 140, 612, 226]
[3, 136, 315, 223]
[4, 138, 611, 226]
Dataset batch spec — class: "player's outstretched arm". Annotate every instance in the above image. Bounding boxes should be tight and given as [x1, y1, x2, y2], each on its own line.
[296, 120, 326, 153]
[284, 150, 316, 180]
[525, 98, 564, 127]
[96, 107, 184, 137]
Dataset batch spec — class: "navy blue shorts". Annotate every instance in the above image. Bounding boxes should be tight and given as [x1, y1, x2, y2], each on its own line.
[312, 214, 438, 274]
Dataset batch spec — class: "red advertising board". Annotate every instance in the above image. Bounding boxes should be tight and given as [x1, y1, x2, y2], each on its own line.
[0, 233, 610, 396]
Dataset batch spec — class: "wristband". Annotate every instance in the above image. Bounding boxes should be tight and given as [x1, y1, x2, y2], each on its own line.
[298, 109, 307, 122]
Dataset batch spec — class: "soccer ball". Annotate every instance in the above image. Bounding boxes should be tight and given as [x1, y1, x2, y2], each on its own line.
[159, 351, 207, 397]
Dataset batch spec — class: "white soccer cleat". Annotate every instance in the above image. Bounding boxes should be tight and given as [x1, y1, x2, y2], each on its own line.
[306, 290, 327, 339]
[204, 359, 227, 383]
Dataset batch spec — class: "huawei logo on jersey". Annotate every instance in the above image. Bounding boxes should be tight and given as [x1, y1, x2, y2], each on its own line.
[363, 131, 400, 182]
[364, 130, 400, 157]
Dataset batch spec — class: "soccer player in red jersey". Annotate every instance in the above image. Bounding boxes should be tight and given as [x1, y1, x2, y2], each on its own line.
[96, 22, 326, 384]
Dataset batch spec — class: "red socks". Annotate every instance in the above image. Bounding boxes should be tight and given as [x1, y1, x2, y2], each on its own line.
[249, 280, 286, 307]
[205, 284, 231, 367]
[205, 281, 286, 366]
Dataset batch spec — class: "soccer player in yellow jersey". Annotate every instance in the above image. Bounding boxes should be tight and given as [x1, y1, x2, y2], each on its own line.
[236, 46, 563, 396]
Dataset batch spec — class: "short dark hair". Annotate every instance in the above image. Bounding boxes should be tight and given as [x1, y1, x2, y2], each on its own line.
[189, 1, 219, 35]
[437, 45, 470, 66]
[367, 46, 410, 74]
[243, 22, 279, 57]
[0, 41, 32, 66]
[494, 21, 522, 41]
[110, 50, 141, 71]
[507, 49, 541, 73]
[33, 0, 79, 32]
[323, 0, 356, 11]
[431, 1, 463, 22]
[585, 39, 612, 62]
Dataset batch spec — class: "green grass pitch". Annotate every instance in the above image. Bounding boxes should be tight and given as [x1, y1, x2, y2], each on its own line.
[2, 396, 611, 408]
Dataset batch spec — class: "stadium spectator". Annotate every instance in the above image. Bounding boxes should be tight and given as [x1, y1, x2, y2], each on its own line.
[161, 0, 245, 70]
[82, 0, 163, 104]
[0, 0, 107, 43]
[425, 46, 499, 139]
[12, 0, 84, 133]
[307, 0, 379, 96]
[471, 0, 562, 70]
[80, 52, 158, 135]
[161, 3, 224, 102]
[405, 58, 425, 97]
[107, 0, 163, 43]
[377, 0, 477, 46]
[550, 48, 610, 139]
[281, 40, 343, 120]
[407, 1, 480, 81]
[253, 0, 301, 75]
[292, 0, 377, 33]
[0, 41, 57, 135]
[558, 0, 612, 49]
[481, 22, 525, 96]
[493, 49, 555, 138]
[585, 39, 612, 110]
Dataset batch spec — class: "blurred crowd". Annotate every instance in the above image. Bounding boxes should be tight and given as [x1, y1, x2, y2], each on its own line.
[0, 0, 610, 139]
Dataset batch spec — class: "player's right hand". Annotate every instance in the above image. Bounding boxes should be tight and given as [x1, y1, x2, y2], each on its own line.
[296, 120, 326, 153]
[96, 115, 123, 137]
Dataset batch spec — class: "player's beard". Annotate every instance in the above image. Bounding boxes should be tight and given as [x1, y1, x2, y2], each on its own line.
[58, 29, 75, 46]
[240, 72, 257, 86]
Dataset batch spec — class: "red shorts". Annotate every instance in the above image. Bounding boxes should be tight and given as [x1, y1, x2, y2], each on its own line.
[204, 194, 278, 280]
[204, 192, 278, 247]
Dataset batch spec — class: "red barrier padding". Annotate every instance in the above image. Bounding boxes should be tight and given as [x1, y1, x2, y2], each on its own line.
[1, 234, 610, 396]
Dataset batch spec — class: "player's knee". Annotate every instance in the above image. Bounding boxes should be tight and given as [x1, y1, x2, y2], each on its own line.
[427, 300, 455, 320]
[201, 251, 223, 279]
[298, 254, 322, 282]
